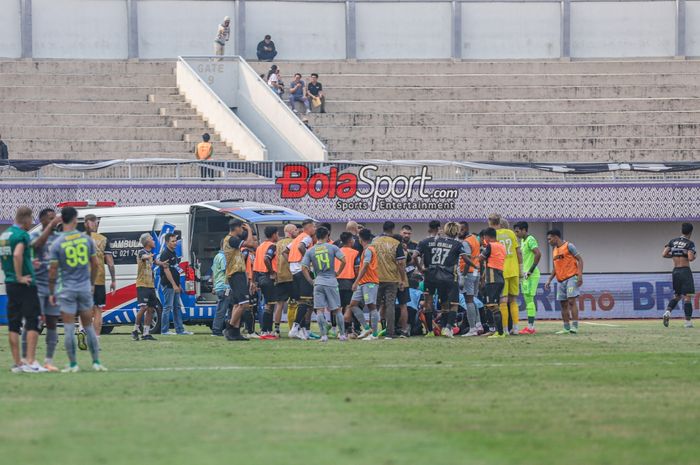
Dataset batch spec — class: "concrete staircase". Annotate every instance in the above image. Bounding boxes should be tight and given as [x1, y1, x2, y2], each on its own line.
[0, 61, 239, 161]
[251, 60, 700, 163]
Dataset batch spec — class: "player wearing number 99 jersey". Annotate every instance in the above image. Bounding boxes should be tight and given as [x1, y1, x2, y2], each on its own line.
[48, 206, 106, 373]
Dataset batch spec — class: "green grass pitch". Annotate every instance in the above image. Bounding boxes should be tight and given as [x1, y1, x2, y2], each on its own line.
[1, 320, 699, 465]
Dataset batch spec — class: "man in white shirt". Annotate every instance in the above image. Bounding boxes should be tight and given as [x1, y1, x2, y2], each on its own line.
[214, 16, 231, 58]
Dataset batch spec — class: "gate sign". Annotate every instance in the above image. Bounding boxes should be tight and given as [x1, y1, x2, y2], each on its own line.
[531, 272, 698, 319]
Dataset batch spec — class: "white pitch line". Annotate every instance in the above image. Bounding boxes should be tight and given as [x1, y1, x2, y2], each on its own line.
[581, 322, 623, 327]
[105, 358, 698, 373]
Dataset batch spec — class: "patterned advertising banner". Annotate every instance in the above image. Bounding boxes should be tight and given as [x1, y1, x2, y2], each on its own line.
[531, 272, 699, 319]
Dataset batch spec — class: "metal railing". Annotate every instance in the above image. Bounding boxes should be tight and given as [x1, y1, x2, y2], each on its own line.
[1, 158, 700, 184]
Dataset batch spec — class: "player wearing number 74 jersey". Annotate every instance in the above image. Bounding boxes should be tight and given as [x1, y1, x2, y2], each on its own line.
[48, 206, 107, 373]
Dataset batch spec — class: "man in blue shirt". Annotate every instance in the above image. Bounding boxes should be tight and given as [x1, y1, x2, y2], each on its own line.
[211, 239, 231, 336]
[28, 208, 62, 371]
[288, 73, 311, 115]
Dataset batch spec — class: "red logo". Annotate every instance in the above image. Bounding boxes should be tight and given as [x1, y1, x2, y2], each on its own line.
[275, 165, 357, 199]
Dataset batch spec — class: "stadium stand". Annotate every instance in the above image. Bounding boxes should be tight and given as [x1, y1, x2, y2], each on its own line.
[0, 61, 238, 161]
[251, 60, 700, 163]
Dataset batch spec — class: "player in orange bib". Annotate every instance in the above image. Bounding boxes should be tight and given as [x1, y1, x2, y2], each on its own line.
[479, 228, 507, 338]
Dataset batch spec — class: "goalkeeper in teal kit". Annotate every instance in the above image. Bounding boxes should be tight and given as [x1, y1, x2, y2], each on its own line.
[514, 222, 541, 334]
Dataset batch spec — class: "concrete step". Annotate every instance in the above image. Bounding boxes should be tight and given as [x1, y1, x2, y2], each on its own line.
[310, 110, 700, 126]
[1, 126, 219, 141]
[0, 86, 179, 101]
[7, 139, 232, 153]
[298, 73, 700, 88]
[0, 73, 177, 87]
[326, 98, 700, 113]
[328, 148, 696, 163]
[324, 85, 700, 100]
[0, 100, 191, 114]
[0, 113, 202, 127]
[9, 151, 240, 161]
[321, 135, 700, 151]
[250, 59, 700, 75]
[315, 123, 700, 139]
[0, 60, 175, 75]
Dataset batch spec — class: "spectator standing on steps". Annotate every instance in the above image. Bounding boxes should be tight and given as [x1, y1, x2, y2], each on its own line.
[195, 133, 214, 179]
[289, 73, 311, 115]
[214, 16, 231, 58]
[306, 73, 326, 113]
[257, 35, 277, 61]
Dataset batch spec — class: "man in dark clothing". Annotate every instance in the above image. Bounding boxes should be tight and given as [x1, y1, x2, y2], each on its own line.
[257, 35, 277, 61]
[306, 73, 326, 113]
[0, 133, 8, 163]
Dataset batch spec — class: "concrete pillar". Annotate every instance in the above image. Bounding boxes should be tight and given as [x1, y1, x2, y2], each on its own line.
[127, 0, 139, 59]
[20, 0, 32, 58]
[346, 0, 356, 59]
[452, 1, 462, 59]
[676, 0, 687, 57]
[236, 0, 246, 57]
[561, 0, 570, 59]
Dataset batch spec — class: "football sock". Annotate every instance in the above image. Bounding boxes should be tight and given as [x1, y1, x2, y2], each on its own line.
[466, 303, 478, 330]
[500, 302, 509, 333]
[46, 328, 58, 360]
[684, 302, 693, 320]
[370, 309, 380, 335]
[509, 300, 519, 328]
[287, 300, 298, 329]
[490, 307, 504, 335]
[262, 310, 273, 332]
[667, 298, 679, 312]
[563, 323, 571, 330]
[20, 329, 27, 359]
[330, 311, 336, 328]
[295, 305, 307, 325]
[572, 321, 579, 329]
[63, 323, 77, 365]
[447, 310, 456, 327]
[335, 309, 346, 336]
[317, 312, 328, 336]
[84, 326, 100, 364]
[351, 306, 367, 326]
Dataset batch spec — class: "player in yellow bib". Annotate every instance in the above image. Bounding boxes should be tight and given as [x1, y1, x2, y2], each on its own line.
[488, 214, 523, 335]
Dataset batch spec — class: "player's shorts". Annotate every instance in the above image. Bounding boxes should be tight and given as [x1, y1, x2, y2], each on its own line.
[502, 276, 520, 297]
[6, 283, 41, 333]
[556, 275, 580, 301]
[521, 270, 541, 296]
[672, 266, 695, 296]
[397, 287, 410, 305]
[93, 284, 106, 307]
[340, 289, 353, 307]
[274, 281, 293, 302]
[313, 284, 341, 310]
[137, 287, 159, 308]
[423, 279, 438, 297]
[293, 272, 313, 301]
[436, 280, 460, 306]
[38, 289, 61, 317]
[462, 273, 479, 296]
[351, 282, 378, 306]
[484, 282, 505, 306]
[228, 272, 250, 305]
[256, 275, 276, 303]
[57, 289, 94, 315]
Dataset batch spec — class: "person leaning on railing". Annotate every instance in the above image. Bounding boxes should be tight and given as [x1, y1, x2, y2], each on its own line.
[195, 133, 214, 180]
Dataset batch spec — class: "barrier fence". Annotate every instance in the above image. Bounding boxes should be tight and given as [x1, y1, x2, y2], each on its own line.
[2, 158, 700, 184]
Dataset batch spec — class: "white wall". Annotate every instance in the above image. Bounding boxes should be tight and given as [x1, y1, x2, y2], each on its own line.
[245, 1, 346, 60]
[686, 1, 700, 56]
[32, 0, 129, 58]
[356, 2, 452, 59]
[138, 1, 235, 59]
[570, 1, 676, 58]
[462, 2, 560, 59]
[0, 0, 21, 58]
